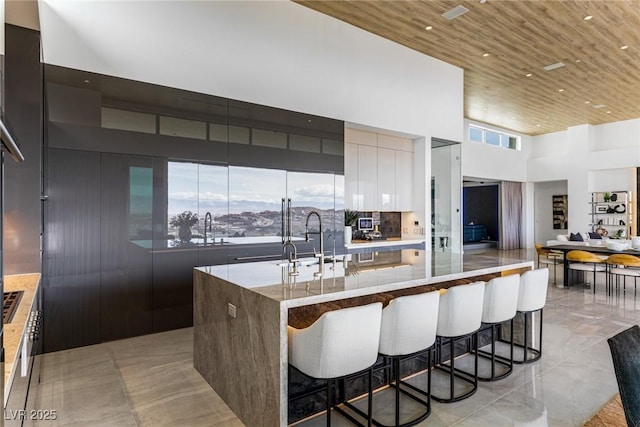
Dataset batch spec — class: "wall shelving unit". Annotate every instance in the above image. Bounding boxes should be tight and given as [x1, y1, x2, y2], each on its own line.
[590, 191, 632, 238]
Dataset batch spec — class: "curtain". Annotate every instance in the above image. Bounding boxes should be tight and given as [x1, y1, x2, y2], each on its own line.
[500, 181, 523, 250]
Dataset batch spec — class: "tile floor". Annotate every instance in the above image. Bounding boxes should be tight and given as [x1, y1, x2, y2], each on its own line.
[23, 249, 635, 426]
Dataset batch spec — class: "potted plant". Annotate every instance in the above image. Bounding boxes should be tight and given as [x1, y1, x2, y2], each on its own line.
[344, 209, 359, 245]
[603, 192, 611, 202]
[170, 210, 199, 243]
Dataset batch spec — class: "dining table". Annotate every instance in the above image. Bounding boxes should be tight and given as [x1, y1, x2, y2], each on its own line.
[542, 243, 640, 288]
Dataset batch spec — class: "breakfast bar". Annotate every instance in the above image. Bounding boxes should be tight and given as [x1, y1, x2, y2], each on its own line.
[193, 249, 532, 426]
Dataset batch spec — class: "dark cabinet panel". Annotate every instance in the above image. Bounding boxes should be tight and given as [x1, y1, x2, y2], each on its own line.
[197, 246, 229, 266]
[100, 154, 153, 341]
[43, 149, 101, 352]
[4, 24, 43, 275]
[152, 249, 198, 332]
[40, 66, 347, 352]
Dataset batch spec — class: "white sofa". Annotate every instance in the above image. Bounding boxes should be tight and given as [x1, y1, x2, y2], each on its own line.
[545, 233, 609, 247]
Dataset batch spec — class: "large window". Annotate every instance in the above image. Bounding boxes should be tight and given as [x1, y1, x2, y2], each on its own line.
[468, 124, 520, 150]
[167, 161, 228, 246]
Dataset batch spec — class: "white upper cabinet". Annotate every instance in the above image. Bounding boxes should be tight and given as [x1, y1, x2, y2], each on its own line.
[377, 148, 396, 210]
[395, 150, 413, 211]
[344, 142, 359, 210]
[357, 144, 378, 210]
[344, 128, 414, 212]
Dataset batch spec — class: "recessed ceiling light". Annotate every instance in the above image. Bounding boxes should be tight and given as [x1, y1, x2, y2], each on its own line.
[307, 119, 312, 123]
[607, 111, 611, 114]
[593, 104, 606, 109]
[512, 116, 517, 119]
[536, 124, 541, 127]
[558, 89, 565, 92]
[84, 79, 90, 84]
[479, 0, 487, 3]
[584, 15, 593, 21]
[621, 45, 629, 50]
[585, 101, 590, 104]
[575, 59, 582, 63]
[482, 53, 490, 57]
[526, 73, 532, 77]
[425, 25, 433, 30]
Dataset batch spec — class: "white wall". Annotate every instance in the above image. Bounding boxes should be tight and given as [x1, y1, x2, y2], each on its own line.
[590, 119, 640, 151]
[461, 120, 534, 248]
[529, 120, 640, 237]
[39, 0, 465, 251]
[462, 119, 531, 182]
[534, 180, 568, 244]
[39, 1, 463, 142]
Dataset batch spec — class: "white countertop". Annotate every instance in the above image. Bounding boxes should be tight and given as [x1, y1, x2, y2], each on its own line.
[196, 249, 533, 308]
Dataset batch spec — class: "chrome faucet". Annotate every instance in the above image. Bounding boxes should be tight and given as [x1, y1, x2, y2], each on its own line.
[282, 240, 299, 276]
[305, 211, 324, 263]
[204, 212, 212, 245]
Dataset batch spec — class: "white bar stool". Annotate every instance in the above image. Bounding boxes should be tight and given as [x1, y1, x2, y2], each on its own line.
[376, 291, 439, 427]
[476, 274, 520, 381]
[432, 281, 485, 403]
[288, 302, 383, 426]
[513, 268, 549, 364]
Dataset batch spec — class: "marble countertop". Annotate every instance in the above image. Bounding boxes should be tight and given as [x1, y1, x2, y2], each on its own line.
[196, 249, 533, 309]
[4, 273, 41, 403]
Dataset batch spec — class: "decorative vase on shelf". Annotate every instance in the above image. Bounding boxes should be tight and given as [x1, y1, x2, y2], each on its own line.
[344, 225, 353, 245]
[179, 225, 193, 243]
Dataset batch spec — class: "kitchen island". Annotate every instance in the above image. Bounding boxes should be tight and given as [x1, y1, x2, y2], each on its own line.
[193, 249, 533, 426]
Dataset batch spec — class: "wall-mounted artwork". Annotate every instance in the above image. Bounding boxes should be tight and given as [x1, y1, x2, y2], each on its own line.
[552, 194, 568, 230]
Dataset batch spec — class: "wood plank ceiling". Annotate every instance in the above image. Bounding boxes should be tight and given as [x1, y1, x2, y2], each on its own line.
[295, 0, 640, 136]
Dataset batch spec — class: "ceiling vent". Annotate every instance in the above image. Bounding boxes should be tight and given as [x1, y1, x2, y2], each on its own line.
[543, 62, 565, 71]
[592, 104, 607, 109]
[441, 5, 469, 20]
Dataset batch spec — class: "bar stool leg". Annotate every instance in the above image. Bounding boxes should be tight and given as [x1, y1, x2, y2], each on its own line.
[327, 379, 333, 427]
[368, 368, 373, 427]
[523, 312, 529, 363]
[394, 358, 400, 427]
[490, 325, 496, 379]
[449, 338, 455, 401]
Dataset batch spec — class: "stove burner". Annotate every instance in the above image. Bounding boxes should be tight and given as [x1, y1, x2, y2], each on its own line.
[3, 291, 24, 324]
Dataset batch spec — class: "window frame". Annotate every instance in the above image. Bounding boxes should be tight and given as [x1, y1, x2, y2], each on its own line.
[468, 124, 520, 151]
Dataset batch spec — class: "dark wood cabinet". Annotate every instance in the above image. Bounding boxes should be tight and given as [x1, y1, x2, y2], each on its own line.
[100, 154, 154, 341]
[41, 66, 344, 352]
[43, 149, 102, 352]
[151, 249, 198, 332]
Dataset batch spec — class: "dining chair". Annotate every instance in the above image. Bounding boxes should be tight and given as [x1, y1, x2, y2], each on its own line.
[608, 325, 640, 427]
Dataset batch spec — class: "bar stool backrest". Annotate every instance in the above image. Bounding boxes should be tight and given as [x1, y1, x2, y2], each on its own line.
[517, 269, 549, 312]
[566, 250, 603, 263]
[436, 281, 485, 338]
[379, 291, 440, 357]
[482, 274, 521, 324]
[606, 253, 640, 267]
[288, 302, 382, 379]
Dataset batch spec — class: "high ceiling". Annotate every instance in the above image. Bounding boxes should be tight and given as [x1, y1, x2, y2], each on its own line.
[296, 0, 640, 136]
